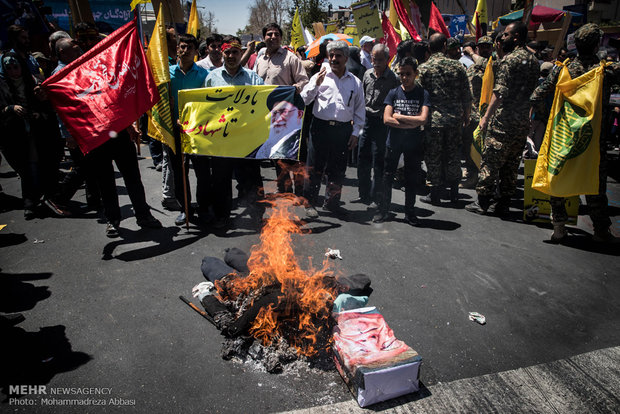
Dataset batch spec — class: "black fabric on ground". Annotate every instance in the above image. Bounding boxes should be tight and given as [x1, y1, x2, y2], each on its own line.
[201, 257, 236, 282]
[227, 287, 283, 337]
[336, 273, 373, 297]
[224, 247, 250, 274]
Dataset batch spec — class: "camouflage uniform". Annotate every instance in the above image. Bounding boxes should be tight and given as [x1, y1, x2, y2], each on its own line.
[418, 52, 472, 188]
[530, 24, 620, 233]
[476, 45, 539, 204]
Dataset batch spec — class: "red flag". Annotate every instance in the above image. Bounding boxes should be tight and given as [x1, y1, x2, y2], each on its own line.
[429, 1, 450, 38]
[43, 17, 159, 154]
[475, 12, 482, 41]
[392, 0, 421, 42]
[381, 11, 401, 63]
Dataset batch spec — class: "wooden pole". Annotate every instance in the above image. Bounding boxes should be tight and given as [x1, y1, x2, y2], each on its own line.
[181, 151, 190, 230]
[552, 13, 571, 61]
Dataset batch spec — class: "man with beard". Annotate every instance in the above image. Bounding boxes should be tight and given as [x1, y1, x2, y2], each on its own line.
[466, 22, 539, 217]
[254, 22, 308, 196]
[418, 33, 472, 205]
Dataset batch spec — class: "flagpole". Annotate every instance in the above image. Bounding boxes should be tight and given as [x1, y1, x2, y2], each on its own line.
[181, 151, 190, 230]
[134, 6, 145, 157]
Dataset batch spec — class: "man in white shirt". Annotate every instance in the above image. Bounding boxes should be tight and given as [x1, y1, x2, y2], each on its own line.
[359, 36, 374, 70]
[300, 41, 365, 218]
[196, 33, 223, 70]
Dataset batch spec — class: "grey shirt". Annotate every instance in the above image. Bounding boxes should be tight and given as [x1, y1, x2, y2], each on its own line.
[362, 67, 400, 118]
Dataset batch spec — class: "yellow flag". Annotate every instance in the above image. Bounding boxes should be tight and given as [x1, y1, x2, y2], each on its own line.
[147, 4, 175, 152]
[291, 8, 305, 50]
[470, 56, 494, 169]
[130, 0, 150, 11]
[474, 0, 487, 33]
[532, 63, 604, 197]
[179, 85, 305, 160]
[187, 0, 200, 37]
[388, 0, 402, 37]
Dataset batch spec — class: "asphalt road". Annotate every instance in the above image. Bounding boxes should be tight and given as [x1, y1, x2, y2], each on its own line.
[1, 147, 619, 413]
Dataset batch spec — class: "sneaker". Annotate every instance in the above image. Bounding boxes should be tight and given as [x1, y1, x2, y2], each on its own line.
[106, 221, 120, 238]
[136, 214, 162, 229]
[305, 206, 319, 219]
[175, 212, 187, 226]
[44, 198, 70, 217]
[155, 163, 163, 172]
[465, 201, 488, 215]
[372, 212, 388, 223]
[404, 215, 419, 226]
[368, 201, 379, 210]
[161, 198, 182, 211]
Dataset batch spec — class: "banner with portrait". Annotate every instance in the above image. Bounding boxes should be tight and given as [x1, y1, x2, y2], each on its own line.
[178, 85, 305, 160]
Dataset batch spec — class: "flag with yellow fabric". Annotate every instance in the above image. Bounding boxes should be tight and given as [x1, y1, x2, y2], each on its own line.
[471, 56, 493, 168]
[187, 0, 200, 37]
[146, 4, 175, 152]
[291, 8, 305, 50]
[473, 0, 487, 34]
[532, 63, 604, 197]
[130, 0, 150, 11]
[179, 85, 305, 160]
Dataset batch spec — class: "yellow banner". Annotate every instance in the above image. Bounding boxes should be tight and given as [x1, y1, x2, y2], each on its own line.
[187, 0, 199, 37]
[351, 1, 384, 40]
[147, 4, 175, 152]
[344, 25, 359, 45]
[179, 85, 305, 159]
[325, 21, 339, 34]
[291, 8, 305, 50]
[532, 63, 603, 197]
[471, 56, 493, 169]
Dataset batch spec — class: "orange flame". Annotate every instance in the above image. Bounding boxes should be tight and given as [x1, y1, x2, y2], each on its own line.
[215, 194, 338, 356]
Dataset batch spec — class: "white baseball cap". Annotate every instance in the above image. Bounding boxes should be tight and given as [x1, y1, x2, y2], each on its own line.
[359, 36, 375, 46]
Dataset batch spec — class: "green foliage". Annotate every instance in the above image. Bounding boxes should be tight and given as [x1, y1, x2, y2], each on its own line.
[289, 0, 329, 28]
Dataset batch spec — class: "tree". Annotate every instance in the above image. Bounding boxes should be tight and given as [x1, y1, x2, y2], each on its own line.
[290, 0, 329, 29]
[244, 0, 291, 37]
[200, 10, 217, 38]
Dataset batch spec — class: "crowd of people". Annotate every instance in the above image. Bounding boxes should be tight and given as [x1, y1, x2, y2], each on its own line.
[0, 18, 618, 244]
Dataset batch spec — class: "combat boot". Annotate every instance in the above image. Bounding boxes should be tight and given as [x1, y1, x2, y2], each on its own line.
[550, 222, 568, 244]
[420, 187, 441, 206]
[492, 196, 511, 218]
[465, 194, 491, 215]
[449, 181, 459, 203]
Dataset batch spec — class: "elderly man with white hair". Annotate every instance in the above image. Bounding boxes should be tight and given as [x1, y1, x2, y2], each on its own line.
[300, 40, 365, 218]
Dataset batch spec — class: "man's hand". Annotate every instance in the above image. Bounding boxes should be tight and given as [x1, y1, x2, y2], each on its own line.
[13, 105, 27, 117]
[127, 122, 141, 143]
[479, 116, 489, 132]
[315, 67, 327, 86]
[347, 134, 358, 150]
[246, 41, 256, 54]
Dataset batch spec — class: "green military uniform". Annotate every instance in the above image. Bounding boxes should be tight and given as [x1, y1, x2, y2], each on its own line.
[530, 24, 620, 238]
[418, 52, 472, 193]
[475, 45, 539, 208]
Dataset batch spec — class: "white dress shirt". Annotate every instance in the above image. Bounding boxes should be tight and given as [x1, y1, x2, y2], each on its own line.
[361, 50, 373, 70]
[301, 68, 366, 137]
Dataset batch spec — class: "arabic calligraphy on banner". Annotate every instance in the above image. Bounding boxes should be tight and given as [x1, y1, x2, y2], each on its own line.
[351, 0, 384, 40]
[179, 85, 305, 160]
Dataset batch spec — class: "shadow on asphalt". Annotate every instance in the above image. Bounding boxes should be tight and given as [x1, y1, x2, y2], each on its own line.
[0, 192, 23, 213]
[365, 381, 433, 411]
[102, 225, 206, 261]
[0, 271, 91, 402]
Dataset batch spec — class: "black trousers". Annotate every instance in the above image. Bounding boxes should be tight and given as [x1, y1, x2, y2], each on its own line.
[192, 156, 234, 220]
[89, 131, 150, 223]
[357, 116, 388, 202]
[303, 118, 352, 207]
[380, 135, 423, 217]
[61, 146, 101, 207]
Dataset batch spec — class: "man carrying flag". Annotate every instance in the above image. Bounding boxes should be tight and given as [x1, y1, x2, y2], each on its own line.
[43, 18, 162, 237]
[530, 24, 620, 244]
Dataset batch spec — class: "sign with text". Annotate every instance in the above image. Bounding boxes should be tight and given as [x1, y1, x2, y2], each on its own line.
[351, 0, 384, 41]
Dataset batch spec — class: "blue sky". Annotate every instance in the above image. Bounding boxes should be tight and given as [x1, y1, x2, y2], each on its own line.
[197, 0, 348, 35]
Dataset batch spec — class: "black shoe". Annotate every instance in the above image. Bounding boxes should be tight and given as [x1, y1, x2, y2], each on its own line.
[136, 214, 162, 229]
[106, 221, 120, 238]
[372, 212, 388, 223]
[322, 203, 348, 216]
[404, 215, 419, 226]
[161, 198, 182, 211]
[175, 212, 188, 226]
[44, 198, 70, 217]
[449, 186, 459, 203]
[420, 188, 441, 206]
[351, 197, 370, 205]
[212, 217, 229, 229]
[24, 209, 35, 220]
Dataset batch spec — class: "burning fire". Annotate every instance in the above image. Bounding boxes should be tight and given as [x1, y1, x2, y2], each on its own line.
[215, 195, 339, 357]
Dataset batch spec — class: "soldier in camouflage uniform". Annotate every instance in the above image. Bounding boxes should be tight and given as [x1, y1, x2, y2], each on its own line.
[530, 23, 620, 243]
[462, 36, 494, 188]
[418, 33, 472, 205]
[466, 22, 539, 217]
